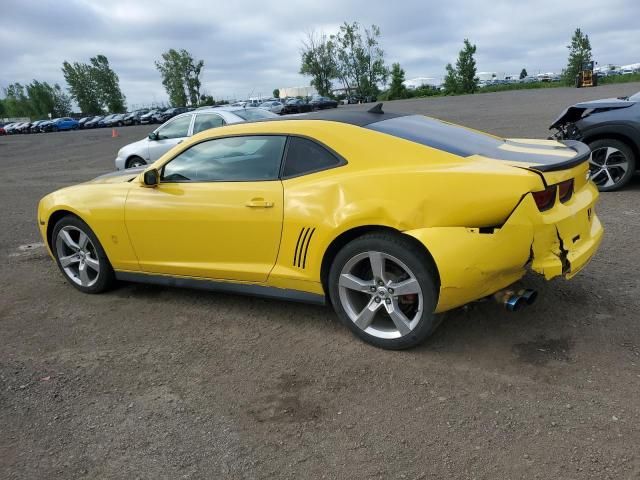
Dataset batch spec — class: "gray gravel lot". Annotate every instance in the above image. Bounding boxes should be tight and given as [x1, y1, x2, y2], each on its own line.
[1, 83, 640, 479]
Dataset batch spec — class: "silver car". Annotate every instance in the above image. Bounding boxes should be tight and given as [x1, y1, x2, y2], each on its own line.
[259, 101, 284, 114]
[114, 107, 278, 170]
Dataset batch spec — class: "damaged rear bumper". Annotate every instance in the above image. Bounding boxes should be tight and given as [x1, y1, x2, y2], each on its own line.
[406, 181, 603, 313]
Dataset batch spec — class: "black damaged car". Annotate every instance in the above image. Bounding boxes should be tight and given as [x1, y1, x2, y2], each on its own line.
[550, 91, 640, 191]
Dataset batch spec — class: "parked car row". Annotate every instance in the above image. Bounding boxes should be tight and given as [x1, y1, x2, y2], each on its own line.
[1, 117, 80, 134]
[0, 107, 197, 135]
[231, 96, 339, 115]
[0, 97, 343, 136]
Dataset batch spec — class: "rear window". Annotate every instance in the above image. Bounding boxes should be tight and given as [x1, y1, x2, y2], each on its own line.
[231, 108, 277, 121]
[367, 114, 586, 167]
[366, 115, 504, 158]
[282, 137, 342, 178]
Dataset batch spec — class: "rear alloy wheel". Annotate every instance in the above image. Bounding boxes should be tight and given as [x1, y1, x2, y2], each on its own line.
[329, 232, 441, 349]
[52, 216, 114, 294]
[126, 156, 147, 168]
[588, 139, 636, 191]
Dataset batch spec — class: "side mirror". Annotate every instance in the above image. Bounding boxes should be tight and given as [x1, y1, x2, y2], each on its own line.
[143, 168, 159, 187]
[148, 131, 159, 141]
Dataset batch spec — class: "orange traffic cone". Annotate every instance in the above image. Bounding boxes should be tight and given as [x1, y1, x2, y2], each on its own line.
[111, 128, 119, 138]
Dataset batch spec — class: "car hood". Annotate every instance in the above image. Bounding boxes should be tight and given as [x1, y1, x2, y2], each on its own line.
[118, 137, 149, 156]
[549, 97, 635, 129]
[88, 167, 145, 184]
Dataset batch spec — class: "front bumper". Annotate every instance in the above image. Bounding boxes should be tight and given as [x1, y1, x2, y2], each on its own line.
[406, 181, 603, 313]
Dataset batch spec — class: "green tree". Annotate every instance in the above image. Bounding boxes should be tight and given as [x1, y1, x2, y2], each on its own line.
[300, 31, 337, 97]
[2, 83, 31, 117]
[26, 80, 72, 118]
[155, 49, 204, 107]
[89, 55, 126, 112]
[199, 93, 214, 105]
[387, 63, 407, 100]
[0, 99, 5, 117]
[456, 39, 478, 93]
[360, 24, 388, 97]
[563, 28, 592, 85]
[331, 22, 387, 98]
[443, 63, 459, 95]
[519, 68, 528, 80]
[52, 83, 73, 116]
[62, 61, 103, 114]
[273, 88, 280, 98]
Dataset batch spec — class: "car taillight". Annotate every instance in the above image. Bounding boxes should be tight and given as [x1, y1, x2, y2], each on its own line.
[558, 179, 574, 203]
[532, 185, 556, 211]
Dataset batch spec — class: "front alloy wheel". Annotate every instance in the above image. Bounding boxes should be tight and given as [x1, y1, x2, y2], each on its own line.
[52, 216, 114, 293]
[329, 232, 440, 349]
[56, 226, 101, 287]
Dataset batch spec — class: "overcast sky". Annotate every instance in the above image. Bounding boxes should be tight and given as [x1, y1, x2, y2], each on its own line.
[1, 0, 639, 107]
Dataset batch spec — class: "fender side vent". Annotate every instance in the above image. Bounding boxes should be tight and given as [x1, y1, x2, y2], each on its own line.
[293, 227, 316, 269]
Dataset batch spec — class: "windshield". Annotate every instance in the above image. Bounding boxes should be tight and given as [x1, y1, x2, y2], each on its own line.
[629, 92, 640, 101]
[231, 108, 277, 121]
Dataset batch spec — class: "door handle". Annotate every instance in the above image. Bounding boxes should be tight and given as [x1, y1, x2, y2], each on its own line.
[245, 199, 274, 208]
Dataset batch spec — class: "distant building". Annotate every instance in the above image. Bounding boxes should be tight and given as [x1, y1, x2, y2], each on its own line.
[477, 72, 501, 82]
[620, 63, 640, 72]
[403, 77, 442, 89]
[279, 86, 317, 98]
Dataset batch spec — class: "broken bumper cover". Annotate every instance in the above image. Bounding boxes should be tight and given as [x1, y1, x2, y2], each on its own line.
[406, 181, 603, 313]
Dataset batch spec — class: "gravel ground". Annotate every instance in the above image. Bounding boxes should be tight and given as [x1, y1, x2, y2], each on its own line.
[1, 83, 640, 480]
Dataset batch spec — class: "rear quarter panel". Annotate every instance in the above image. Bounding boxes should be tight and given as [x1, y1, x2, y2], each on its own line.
[263, 122, 544, 291]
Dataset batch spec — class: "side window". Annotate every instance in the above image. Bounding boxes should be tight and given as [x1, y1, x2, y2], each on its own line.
[282, 137, 342, 178]
[192, 114, 225, 134]
[157, 115, 192, 139]
[162, 135, 286, 182]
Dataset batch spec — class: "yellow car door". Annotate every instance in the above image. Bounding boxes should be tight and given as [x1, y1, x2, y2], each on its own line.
[124, 135, 286, 283]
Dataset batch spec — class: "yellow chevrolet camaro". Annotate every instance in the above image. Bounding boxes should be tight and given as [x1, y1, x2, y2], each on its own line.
[38, 106, 603, 349]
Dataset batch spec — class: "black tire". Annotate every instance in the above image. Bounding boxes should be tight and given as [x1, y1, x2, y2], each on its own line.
[51, 215, 115, 294]
[328, 232, 441, 349]
[52, 125, 59, 132]
[126, 156, 147, 169]
[587, 138, 636, 191]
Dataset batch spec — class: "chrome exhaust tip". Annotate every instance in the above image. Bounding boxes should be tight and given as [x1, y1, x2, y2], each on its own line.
[518, 289, 538, 306]
[504, 294, 526, 312]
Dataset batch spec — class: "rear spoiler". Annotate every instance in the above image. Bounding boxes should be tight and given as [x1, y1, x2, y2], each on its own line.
[532, 140, 591, 172]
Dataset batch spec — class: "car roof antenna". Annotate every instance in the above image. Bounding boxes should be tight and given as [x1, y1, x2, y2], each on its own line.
[367, 103, 384, 114]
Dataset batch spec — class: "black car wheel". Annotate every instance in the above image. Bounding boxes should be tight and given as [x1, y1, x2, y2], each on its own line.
[52, 125, 59, 132]
[329, 232, 442, 350]
[588, 138, 636, 191]
[126, 156, 147, 169]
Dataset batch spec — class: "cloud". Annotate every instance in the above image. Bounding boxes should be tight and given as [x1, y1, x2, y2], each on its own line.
[1, 0, 638, 107]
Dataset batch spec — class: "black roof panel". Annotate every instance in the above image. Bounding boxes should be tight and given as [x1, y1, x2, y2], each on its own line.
[270, 108, 410, 127]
